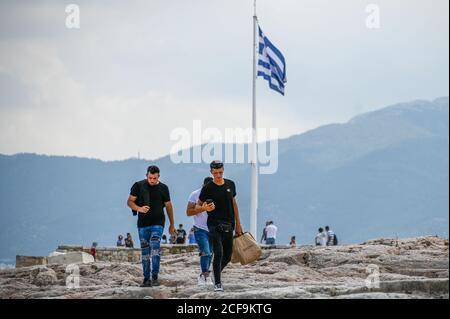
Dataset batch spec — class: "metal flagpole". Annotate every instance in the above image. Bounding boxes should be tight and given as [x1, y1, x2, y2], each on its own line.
[250, 0, 258, 238]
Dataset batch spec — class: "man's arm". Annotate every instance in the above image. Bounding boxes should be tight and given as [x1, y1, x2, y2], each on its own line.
[233, 197, 243, 236]
[196, 199, 215, 213]
[186, 201, 211, 216]
[164, 201, 176, 235]
[197, 186, 215, 213]
[127, 195, 149, 213]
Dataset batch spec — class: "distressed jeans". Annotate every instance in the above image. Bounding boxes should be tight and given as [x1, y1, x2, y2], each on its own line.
[138, 225, 163, 280]
[194, 227, 212, 273]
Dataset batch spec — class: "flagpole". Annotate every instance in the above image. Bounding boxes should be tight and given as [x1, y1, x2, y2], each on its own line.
[250, 0, 258, 239]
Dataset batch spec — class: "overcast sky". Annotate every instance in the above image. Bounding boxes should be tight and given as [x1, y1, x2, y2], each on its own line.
[0, 0, 448, 160]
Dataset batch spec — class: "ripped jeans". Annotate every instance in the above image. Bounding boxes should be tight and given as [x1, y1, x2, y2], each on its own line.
[193, 226, 212, 274]
[138, 225, 163, 280]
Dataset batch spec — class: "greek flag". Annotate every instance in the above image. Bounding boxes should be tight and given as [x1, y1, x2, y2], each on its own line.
[258, 26, 287, 95]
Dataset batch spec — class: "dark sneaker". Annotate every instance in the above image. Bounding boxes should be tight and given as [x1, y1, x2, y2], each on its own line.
[214, 283, 224, 292]
[140, 279, 152, 287]
[152, 275, 160, 286]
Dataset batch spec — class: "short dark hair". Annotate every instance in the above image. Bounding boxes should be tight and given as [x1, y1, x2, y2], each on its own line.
[210, 160, 224, 169]
[203, 177, 213, 186]
[147, 165, 160, 174]
[179, 224, 183, 227]
[325, 226, 330, 231]
[318, 228, 324, 233]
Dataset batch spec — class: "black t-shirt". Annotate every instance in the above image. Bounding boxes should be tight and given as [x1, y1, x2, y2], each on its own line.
[176, 229, 186, 243]
[130, 180, 171, 228]
[177, 229, 186, 240]
[199, 179, 237, 229]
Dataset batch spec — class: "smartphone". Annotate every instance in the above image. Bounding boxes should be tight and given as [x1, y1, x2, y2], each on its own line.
[205, 199, 213, 204]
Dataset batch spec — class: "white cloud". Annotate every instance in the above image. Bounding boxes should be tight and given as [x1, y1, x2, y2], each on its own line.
[0, 0, 448, 160]
[0, 39, 305, 160]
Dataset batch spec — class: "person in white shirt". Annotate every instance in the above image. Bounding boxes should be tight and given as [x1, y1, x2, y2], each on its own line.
[186, 177, 214, 286]
[315, 227, 328, 246]
[325, 226, 336, 246]
[265, 221, 278, 245]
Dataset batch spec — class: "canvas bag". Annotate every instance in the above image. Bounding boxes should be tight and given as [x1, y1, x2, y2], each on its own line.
[231, 232, 262, 265]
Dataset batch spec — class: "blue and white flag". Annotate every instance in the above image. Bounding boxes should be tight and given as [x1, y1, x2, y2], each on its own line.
[257, 26, 287, 95]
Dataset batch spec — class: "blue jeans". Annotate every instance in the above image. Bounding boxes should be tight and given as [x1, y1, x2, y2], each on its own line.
[266, 238, 276, 245]
[138, 225, 163, 280]
[194, 227, 212, 273]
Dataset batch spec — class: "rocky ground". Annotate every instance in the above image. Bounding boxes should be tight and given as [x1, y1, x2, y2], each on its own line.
[0, 236, 448, 299]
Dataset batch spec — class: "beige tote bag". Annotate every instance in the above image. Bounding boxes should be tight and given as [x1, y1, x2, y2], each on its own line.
[231, 232, 262, 265]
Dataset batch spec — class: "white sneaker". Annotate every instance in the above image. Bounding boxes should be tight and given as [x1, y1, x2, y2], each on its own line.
[197, 273, 206, 286]
[214, 283, 224, 292]
[204, 274, 214, 286]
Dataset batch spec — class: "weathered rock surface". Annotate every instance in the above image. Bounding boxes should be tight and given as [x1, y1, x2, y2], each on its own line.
[0, 236, 448, 299]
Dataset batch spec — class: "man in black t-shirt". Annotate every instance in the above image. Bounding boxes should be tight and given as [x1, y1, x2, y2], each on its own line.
[196, 160, 243, 292]
[127, 165, 176, 287]
[176, 224, 187, 244]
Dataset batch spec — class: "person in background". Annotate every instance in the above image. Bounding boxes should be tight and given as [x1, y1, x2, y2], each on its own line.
[125, 233, 134, 248]
[265, 221, 278, 245]
[176, 224, 187, 244]
[188, 227, 197, 244]
[169, 233, 177, 244]
[161, 234, 168, 244]
[116, 235, 124, 247]
[315, 228, 328, 246]
[289, 236, 297, 247]
[260, 221, 269, 244]
[325, 226, 338, 246]
[90, 242, 98, 261]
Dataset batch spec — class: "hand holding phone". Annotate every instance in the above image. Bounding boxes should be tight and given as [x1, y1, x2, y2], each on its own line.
[204, 199, 215, 212]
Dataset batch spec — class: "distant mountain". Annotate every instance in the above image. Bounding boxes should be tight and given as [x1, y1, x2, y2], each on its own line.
[0, 97, 448, 263]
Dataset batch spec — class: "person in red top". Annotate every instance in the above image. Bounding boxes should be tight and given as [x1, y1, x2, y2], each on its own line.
[90, 242, 98, 261]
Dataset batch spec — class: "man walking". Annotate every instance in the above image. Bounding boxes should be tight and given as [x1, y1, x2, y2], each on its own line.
[127, 165, 176, 287]
[265, 221, 278, 245]
[186, 177, 214, 285]
[197, 160, 243, 292]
